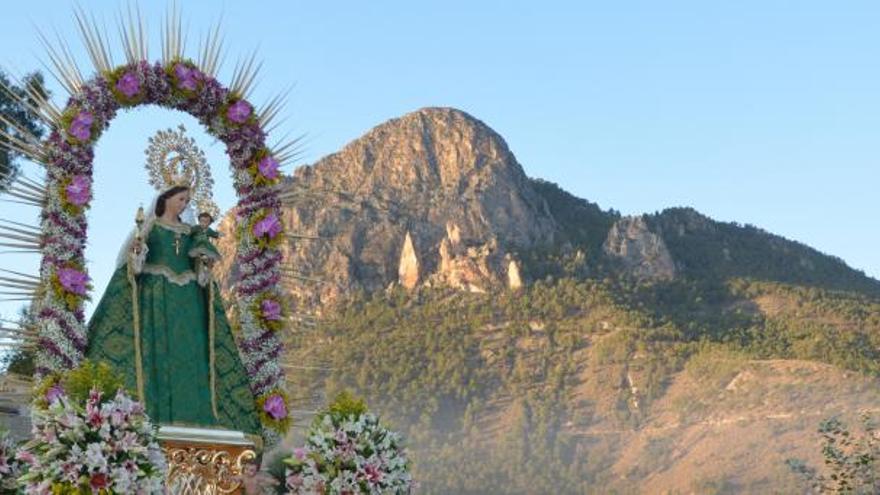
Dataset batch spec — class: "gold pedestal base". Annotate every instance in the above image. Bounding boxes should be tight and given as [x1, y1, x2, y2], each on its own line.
[158, 426, 258, 495]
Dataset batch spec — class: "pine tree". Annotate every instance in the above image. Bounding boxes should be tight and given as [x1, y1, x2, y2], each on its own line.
[0, 70, 48, 189]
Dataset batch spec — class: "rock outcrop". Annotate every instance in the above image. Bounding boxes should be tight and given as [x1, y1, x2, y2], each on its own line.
[398, 231, 420, 290]
[603, 215, 676, 281]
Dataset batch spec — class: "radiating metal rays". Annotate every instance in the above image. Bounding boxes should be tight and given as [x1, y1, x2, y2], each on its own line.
[0, 209, 43, 255]
[117, 3, 149, 65]
[257, 84, 294, 133]
[280, 364, 333, 371]
[0, 269, 41, 299]
[3, 5, 306, 175]
[229, 50, 262, 100]
[160, 3, 186, 65]
[197, 19, 225, 78]
[0, 70, 62, 128]
[73, 6, 116, 75]
[269, 131, 306, 168]
[34, 28, 85, 98]
[0, 113, 49, 166]
[0, 174, 46, 208]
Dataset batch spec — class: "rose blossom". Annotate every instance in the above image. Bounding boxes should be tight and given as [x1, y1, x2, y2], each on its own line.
[68, 111, 94, 142]
[115, 72, 141, 98]
[261, 299, 282, 321]
[253, 213, 282, 239]
[65, 175, 92, 206]
[57, 267, 89, 296]
[227, 100, 253, 124]
[263, 394, 287, 420]
[257, 155, 280, 180]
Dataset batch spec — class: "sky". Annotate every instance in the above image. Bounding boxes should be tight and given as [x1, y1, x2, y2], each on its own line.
[0, 1, 879, 320]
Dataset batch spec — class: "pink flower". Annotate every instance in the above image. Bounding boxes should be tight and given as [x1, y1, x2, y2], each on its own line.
[261, 299, 282, 321]
[262, 394, 287, 420]
[115, 71, 141, 98]
[65, 175, 92, 206]
[69, 111, 93, 142]
[293, 447, 307, 461]
[45, 384, 65, 404]
[14, 450, 35, 465]
[57, 267, 89, 296]
[227, 100, 253, 124]
[363, 463, 383, 484]
[257, 155, 280, 180]
[253, 213, 282, 239]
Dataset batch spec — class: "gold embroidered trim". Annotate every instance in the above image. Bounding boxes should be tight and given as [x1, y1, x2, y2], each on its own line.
[127, 260, 146, 405]
[155, 220, 192, 235]
[142, 264, 197, 286]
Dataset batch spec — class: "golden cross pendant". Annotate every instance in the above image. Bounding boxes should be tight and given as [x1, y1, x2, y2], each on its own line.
[174, 234, 181, 255]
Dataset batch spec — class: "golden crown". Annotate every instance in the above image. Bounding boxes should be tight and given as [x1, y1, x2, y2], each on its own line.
[145, 125, 219, 219]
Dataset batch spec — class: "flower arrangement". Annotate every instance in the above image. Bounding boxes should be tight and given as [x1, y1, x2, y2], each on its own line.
[107, 66, 146, 106]
[17, 361, 166, 494]
[60, 108, 97, 145]
[282, 392, 414, 495]
[247, 149, 282, 187]
[50, 264, 92, 311]
[247, 209, 285, 250]
[0, 430, 26, 493]
[256, 389, 291, 434]
[165, 60, 204, 99]
[252, 292, 287, 332]
[32, 56, 290, 444]
[58, 174, 93, 215]
[223, 98, 255, 126]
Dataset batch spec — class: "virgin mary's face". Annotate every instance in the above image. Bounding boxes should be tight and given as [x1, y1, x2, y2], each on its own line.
[166, 190, 190, 216]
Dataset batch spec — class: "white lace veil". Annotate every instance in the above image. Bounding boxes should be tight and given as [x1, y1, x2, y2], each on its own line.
[114, 186, 197, 269]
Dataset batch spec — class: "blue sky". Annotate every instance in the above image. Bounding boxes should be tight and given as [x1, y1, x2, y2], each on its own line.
[1, 1, 879, 319]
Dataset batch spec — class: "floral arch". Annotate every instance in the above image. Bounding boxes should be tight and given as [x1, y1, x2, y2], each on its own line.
[0, 10, 295, 443]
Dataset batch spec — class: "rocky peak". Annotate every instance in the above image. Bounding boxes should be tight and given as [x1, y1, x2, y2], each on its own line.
[240, 108, 559, 308]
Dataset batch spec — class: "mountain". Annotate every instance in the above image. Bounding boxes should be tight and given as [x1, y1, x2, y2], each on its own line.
[217, 107, 880, 493]
[219, 107, 879, 307]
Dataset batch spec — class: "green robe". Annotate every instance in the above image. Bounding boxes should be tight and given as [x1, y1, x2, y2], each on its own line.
[86, 220, 261, 435]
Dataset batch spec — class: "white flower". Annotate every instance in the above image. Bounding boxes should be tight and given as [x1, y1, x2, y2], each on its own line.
[84, 442, 107, 472]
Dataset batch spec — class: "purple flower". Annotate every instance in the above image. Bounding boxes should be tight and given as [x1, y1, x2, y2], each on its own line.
[261, 299, 282, 321]
[227, 100, 253, 124]
[65, 175, 92, 206]
[253, 213, 282, 239]
[68, 111, 94, 142]
[174, 63, 200, 91]
[263, 394, 287, 420]
[257, 155, 280, 180]
[57, 267, 89, 296]
[115, 72, 141, 98]
[45, 384, 65, 404]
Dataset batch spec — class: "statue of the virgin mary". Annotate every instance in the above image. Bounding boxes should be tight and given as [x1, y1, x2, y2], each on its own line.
[85, 127, 260, 436]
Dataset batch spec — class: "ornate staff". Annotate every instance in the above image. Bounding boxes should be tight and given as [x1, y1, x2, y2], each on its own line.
[128, 206, 146, 404]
